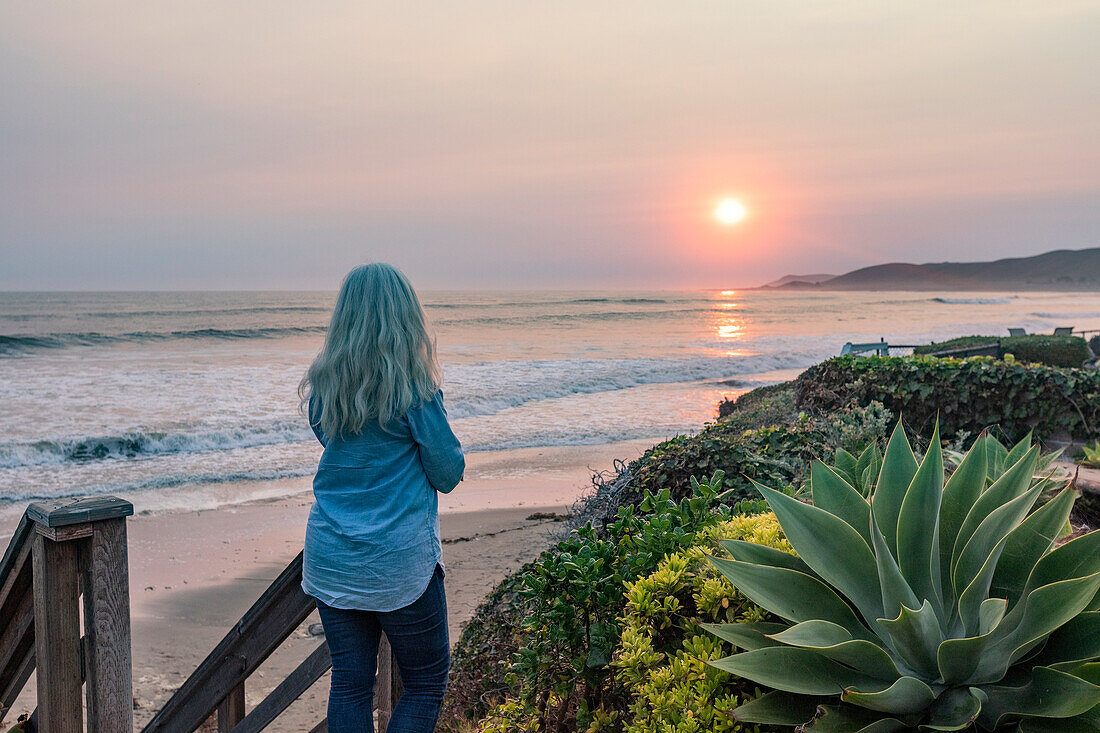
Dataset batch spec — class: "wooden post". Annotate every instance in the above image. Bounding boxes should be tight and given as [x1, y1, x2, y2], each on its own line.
[81, 517, 134, 733]
[32, 532, 82, 733]
[217, 682, 246, 732]
[25, 496, 134, 733]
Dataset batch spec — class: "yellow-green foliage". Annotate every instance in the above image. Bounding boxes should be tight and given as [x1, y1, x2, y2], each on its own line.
[475, 698, 542, 733]
[472, 514, 790, 733]
[612, 514, 790, 733]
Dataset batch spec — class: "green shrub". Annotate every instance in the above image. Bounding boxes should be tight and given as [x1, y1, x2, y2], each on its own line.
[476, 473, 739, 732]
[797, 355, 1100, 441]
[614, 514, 791, 733]
[914, 334, 1091, 367]
[706, 423, 1097, 731]
[717, 381, 797, 426]
[600, 402, 892, 525]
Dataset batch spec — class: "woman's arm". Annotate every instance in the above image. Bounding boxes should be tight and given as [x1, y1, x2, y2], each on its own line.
[407, 391, 465, 493]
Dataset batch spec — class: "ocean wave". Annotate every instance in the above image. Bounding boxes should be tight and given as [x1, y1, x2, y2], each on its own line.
[0, 421, 312, 469]
[84, 305, 330, 318]
[1032, 312, 1100, 319]
[434, 307, 713, 327]
[931, 297, 1013, 305]
[443, 352, 816, 419]
[0, 305, 330, 321]
[0, 326, 327, 354]
[0, 352, 815, 470]
[423, 296, 679, 309]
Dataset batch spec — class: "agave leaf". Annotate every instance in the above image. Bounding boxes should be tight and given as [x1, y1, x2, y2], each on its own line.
[805, 705, 908, 732]
[1035, 446, 1066, 474]
[897, 425, 945, 621]
[990, 486, 1076, 608]
[870, 509, 921, 621]
[877, 600, 942, 679]
[951, 446, 1040, 589]
[1032, 612, 1100, 667]
[986, 434, 1009, 481]
[1016, 707, 1100, 732]
[920, 687, 982, 731]
[946, 570, 1100, 684]
[957, 533, 1013, 639]
[954, 483, 1044, 636]
[709, 646, 881, 695]
[978, 597, 1007, 636]
[857, 442, 883, 481]
[755, 482, 884, 625]
[835, 447, 860, 487]
[1019, 529, 1100, 601]
[720, 538, 812, 574]
[976, 665, 1100, 730]
[842, 676, 938, 714]
[768, 620, 901, 680]
[1005, 431, 1034, 470]
[727, 689, 820, 725]
[811, 461, 873, 546]
[954, 481, 1043, 600]
[709, 556, 869, 636]
[855, 442, 884, 498]
[873, 421, 919, 559]
[700, 621, 786, 650]
[937, 433, 988, 607]
[855, 722, 910, 733]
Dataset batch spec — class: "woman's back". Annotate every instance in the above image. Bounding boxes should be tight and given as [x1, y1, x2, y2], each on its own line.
[303, 390, 464, 611]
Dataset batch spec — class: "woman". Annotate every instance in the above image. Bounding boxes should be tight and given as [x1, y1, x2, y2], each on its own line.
[300, 263, 464, 732]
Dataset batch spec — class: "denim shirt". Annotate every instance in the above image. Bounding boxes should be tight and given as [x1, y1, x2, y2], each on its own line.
[302, 391, 465, 611]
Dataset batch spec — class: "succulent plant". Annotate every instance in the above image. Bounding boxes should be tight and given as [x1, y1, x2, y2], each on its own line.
[1079, 441, 1100, 469]
[705, 422, 1100, 731]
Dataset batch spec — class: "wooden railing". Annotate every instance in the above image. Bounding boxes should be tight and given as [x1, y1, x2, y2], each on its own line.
[0, 498, 401, 732]
[139, 555, 402, 733]
[0, 496, 135, 732]
[137, 554, 402, 730]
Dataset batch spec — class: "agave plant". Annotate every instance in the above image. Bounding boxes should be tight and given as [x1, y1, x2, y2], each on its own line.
[945, 432, 1067, 493]
[833, 442, 883, 498]
[705, 422, 1100, 731]
[1079, 441, 1100, 469]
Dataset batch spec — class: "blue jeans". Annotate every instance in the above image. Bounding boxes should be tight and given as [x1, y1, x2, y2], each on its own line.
[316, 566, 449, 732]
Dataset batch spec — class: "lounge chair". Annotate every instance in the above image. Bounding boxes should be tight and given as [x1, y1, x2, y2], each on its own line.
[1008, 328, 1026, 337]
[1053, 327, 1074, 336]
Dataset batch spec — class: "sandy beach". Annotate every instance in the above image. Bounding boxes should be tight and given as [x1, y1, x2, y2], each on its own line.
[2, 439, 654, 730]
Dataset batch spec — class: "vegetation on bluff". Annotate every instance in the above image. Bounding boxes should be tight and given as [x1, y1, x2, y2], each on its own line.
[797, 355, 1100, 442]
[913, 334, 1092, 368]
[442, 354, 1100, 732]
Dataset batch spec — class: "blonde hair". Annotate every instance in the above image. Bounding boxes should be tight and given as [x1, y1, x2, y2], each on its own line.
[299, 263, 441, 436]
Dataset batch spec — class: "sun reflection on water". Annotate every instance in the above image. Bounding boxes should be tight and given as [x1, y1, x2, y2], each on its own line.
[711, 294, 747, 353]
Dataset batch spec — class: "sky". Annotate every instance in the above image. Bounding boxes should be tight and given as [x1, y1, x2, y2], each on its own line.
[1, 2, 1098, 290]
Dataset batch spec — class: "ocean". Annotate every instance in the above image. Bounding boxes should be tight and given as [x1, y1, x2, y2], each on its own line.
[2, 289, 1099, 517]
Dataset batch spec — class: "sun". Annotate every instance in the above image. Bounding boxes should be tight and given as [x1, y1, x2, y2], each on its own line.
[714, 198, 748, 225]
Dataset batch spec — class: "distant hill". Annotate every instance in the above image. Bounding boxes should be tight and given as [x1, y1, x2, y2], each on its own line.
[762, 248, 1100, 291]
[762, 273, 836, 288]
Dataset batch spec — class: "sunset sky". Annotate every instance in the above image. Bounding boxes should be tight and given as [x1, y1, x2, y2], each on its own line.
[1, 2, 1097, 290]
